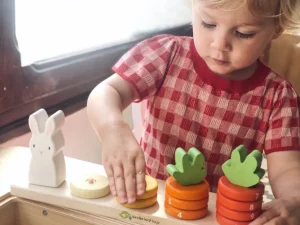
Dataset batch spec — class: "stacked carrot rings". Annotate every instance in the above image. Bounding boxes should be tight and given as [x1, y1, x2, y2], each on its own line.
[216, 176, 265, 225]
[164, 176, 210, 220]
[115, 175, 158, 209]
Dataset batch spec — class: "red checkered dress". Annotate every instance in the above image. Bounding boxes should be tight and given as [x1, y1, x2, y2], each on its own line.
[113, 34, 300, 192]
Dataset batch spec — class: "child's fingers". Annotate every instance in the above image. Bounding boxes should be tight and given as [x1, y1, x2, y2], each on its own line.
[123, 161, 137, 204]
[103, 163, 117, 196]
[264, 217, 286, 225]
[114, 164, 127, 204]
[249, 207, 279, 225]
[135, 154, 146, 196]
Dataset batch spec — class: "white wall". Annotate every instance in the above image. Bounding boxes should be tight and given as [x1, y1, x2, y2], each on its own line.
[0, 106, 134, 165]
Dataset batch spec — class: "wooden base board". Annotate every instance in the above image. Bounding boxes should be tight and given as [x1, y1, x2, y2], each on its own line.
[9, 155, 218, 225]
[0, 196, 142, 225]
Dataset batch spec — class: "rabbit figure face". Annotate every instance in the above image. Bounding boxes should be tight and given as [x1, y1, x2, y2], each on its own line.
[30, 134, 56, 159]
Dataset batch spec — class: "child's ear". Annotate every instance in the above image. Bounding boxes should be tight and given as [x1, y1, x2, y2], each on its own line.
[272, 26, 283, 40]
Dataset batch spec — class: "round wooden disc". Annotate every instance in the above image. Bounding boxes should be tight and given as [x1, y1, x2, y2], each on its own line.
[165, 192, 208, 210]
[165, 176, 209, 201]
[70, 174, 110, 199]
[136, 175, 158, 200]
[216, 212, 249, 225]
[116, 194, 157, 209]
[217, 202, 261, 222]
[218, 176, 265, 202]
[164, 202, 208, 220]
[217, 191, 262, 212]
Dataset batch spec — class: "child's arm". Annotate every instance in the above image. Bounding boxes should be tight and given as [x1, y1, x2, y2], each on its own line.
[87, 74, 146, 205]
[267, 151, 300, 200]
[250, 151, 300, 225]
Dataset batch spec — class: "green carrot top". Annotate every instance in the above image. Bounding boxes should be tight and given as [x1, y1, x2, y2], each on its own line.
[166, 147, 207, 186]
[222, 145, 265, 187]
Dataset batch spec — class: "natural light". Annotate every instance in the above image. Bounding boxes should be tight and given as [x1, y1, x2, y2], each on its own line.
[15, 0, 192, 66]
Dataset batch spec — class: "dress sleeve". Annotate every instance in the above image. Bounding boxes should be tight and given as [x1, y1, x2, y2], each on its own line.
[264, 84, 300, 154]
[112, 34, 177, 102]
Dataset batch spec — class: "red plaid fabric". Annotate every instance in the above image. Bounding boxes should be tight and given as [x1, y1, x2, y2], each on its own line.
[113, 35, 300, 192]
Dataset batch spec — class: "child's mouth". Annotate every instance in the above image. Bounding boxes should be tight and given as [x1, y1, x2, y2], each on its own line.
[211, 58, 229, 65]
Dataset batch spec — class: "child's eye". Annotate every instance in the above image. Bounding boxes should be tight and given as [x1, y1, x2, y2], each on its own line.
[236, 31, 255, 39]
[201, 21, 216, 29]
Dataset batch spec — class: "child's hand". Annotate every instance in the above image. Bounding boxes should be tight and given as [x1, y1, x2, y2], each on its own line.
[101, 123, 146, 205]
[250, 197, 300, 225]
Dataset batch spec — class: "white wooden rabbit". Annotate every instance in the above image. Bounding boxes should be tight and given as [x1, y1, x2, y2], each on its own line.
[28, 108, 66, 187]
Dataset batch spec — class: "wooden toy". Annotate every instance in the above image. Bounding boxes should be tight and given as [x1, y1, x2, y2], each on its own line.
[222, 145, 265, 188]
[116, 194, 157, 209]
[115, 175, 158, 209]
[136, 175, 158, 199]
[216, 204, 262, 222]
[218, 176, 264, 202]
[28, 109, 66, 188]
[164, 202, 208, 220]
[216, 213, 249, 225]
[70, 173, 110, 199]
[165, 193, 208, 210]
[166, 147, 207, 186]
[8, 150, 219, 225]
[216, 145, 265, 225]
[166, 176, 209, 200]
[217, 191, 262, 212]
[165, 147, 209, 220]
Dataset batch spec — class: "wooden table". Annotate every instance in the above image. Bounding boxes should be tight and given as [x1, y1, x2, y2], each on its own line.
[0, 146, 218, 225]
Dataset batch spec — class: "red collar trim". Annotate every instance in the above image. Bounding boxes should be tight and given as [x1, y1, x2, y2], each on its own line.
[190, 39, 270, 93]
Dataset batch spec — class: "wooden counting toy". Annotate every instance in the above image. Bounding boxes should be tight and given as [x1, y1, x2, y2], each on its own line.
[115, 175, 158, 209]
[28, 109, 66, 188]
[9, 147, 220, 225]
[165, 147, 209, 220]
[216, 145, 266, 225]
[70, 173, 110, 199]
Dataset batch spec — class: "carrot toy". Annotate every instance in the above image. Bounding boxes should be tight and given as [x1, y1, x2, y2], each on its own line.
[164, 147, 210, 220]
[216, 145, 266, 225]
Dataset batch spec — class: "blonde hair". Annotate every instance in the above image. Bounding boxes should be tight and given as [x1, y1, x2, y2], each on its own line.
[202, 0, 300, 31]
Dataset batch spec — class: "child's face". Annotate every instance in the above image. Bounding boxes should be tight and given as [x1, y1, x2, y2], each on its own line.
[192, 1, 277, 78]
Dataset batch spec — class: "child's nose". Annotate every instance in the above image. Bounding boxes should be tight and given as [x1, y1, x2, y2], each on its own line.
[211, 32, 231, 52]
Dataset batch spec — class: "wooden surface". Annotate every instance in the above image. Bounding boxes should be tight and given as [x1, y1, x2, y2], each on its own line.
[1, 196, 146, 225]
[0, 147, 31, 198]
[6, 147, 218, 225]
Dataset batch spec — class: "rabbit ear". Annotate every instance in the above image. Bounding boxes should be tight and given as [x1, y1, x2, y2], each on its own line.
[28, 109, 49, 135]
[45, 110, 65, 136]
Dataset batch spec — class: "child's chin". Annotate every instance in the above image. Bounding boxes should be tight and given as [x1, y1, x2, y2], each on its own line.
[207, 64, 233, 76]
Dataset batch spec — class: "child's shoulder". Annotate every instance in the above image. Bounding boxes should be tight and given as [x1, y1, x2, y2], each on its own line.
[263, 64, 299, 100]
[137, 34, 193, 51]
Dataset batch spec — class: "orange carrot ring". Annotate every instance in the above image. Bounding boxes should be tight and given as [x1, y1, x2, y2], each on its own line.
[216, 212, 249, 225]
[218, 176, 264, 202]
[217, 191, 262, 212]
[217, 202, 261, 222]
[165, 176, 209, 201]
[136, 175, 158, 200]
[165, 192, 208, 210]
[164, 202, 208, 220]
[116, 194, 157, 209]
